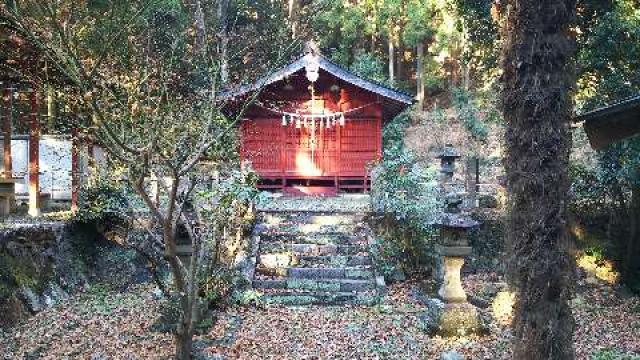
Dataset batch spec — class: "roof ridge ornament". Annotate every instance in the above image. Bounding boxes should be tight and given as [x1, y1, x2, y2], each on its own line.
[304, 40, 321, 56]
[304, 53, 320, 83]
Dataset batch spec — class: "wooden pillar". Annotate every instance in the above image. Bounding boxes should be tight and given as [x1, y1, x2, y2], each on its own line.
[71, 128, 79, 214]
[280, 119, 286, 190]
[28, 89, 41, 217]
[2, 86, 12, 178]
[336, 120, 342, 192]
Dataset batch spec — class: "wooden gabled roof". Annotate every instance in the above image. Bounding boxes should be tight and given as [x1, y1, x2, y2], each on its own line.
[222, 54, 413, 104]
[220, 53, 414, 120]
[575, 95, 640, 149]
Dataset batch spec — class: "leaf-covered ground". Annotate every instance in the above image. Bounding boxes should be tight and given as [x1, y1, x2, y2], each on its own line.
[1, 274, 638, 359]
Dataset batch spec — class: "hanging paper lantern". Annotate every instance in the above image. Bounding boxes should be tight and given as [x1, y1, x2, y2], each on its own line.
[296, 117, 301, 129]
[326, 117, 331, 129]
[340, 113, 345, 126]
[282, 115, 287, 126]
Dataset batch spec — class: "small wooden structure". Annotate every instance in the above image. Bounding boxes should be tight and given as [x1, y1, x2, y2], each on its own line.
[576, 95, 640, 149]
[1, 81, 87, 216]
[222, 49, 413, 195]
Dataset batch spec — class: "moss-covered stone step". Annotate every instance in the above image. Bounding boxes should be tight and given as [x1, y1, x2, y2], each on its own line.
[297, 255, 372, 267]
[253, 278, 376, 292]
[286, 267, 375, 280]
[261, 213, 364, 226]
[259, 242, 369, 256]
[258, 232, 362, 245]
[256, 254, 372, 271]
[258, 291, 380, 306]
[255, 264, 373, 277]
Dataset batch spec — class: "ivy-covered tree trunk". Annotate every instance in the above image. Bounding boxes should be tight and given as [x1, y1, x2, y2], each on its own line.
[501, 0, 576, 359]
[623, 185, 640, 282]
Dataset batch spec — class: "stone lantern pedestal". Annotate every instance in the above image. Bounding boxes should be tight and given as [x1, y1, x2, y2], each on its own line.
[437, 245, 472, 302]
[428, 214, 484, 336]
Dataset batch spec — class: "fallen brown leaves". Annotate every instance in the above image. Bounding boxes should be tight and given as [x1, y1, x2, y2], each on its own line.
[1, 274, 638, 359]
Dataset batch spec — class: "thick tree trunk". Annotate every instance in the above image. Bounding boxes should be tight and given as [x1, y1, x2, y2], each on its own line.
[416, 42, 424, 109]
[501, 0, 576, 359]
[623, 185, 639, 282]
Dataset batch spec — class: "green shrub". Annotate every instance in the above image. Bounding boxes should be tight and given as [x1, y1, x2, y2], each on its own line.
[452, 88, 489, 141]
[199, 267, 236, 306]
[370, 111, 443, 275]
[76, 177, 130, 223]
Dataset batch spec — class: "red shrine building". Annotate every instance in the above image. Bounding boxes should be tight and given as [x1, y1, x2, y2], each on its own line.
[223, 50, 413, 195]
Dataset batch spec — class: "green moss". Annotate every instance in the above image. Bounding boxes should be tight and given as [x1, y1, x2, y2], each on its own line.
[316, 281, 340, 292]
[287, 279, 318, 291]
[0, 251, 41, 296]
[345, 269, 374, 279]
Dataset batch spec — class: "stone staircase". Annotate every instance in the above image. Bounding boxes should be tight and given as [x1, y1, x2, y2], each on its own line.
[252, 210, 384, 305]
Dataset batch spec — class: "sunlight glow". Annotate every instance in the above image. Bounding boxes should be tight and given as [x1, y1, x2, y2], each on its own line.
[295, 152, 322, 176]
[492, 290, 516, 326]
[576, 253, 619, 284]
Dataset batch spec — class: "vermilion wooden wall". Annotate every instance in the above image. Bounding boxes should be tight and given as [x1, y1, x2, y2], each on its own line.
[239, 70, 384, 191]
[240, 117, 381, 179]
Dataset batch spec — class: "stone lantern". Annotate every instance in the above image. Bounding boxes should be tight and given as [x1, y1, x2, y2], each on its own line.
[436, 144, 461, 184]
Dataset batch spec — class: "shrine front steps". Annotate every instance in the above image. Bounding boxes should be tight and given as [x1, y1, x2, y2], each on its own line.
[252, 210, 384, 306]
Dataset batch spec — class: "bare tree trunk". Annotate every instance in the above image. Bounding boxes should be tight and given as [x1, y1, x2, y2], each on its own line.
[216, 0, 230, 84]
[174, 326, 193, 360]
[416, 42, 424, 109]
[186, 0, 206, 56]
[371, 33, 376, 53]
[388, 35, 395, 86]
[396, 43, 403, 85]
[501, 0, 576, 359]
[288, 0, 298, 39]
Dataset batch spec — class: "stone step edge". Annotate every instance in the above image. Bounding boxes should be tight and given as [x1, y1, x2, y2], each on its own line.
[258, 235, 363, 244]
[253, 278, 377, 292]
[258, 209, 369, 215]
[257, 292, 382, 306]
[259, 243, 369, 253]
